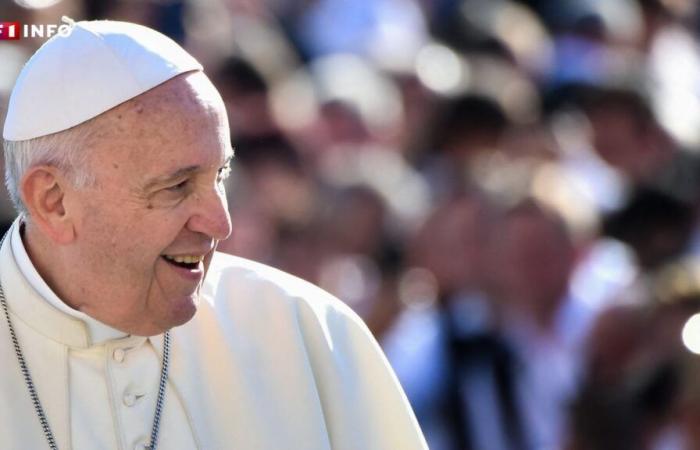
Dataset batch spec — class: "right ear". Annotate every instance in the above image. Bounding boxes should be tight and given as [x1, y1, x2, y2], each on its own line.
[20, 165, 76, 245]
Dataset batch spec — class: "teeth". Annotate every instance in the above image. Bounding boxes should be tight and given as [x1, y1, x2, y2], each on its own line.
[163, 254, 204, 264]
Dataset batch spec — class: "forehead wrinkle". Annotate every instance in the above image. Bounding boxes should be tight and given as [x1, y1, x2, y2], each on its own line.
[94, 91, 218, 155]
[96, 72, 218, 131]
[140, 72, 223, 118]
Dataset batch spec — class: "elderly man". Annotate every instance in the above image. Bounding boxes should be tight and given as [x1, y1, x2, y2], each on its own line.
[0, 19, 427, 450]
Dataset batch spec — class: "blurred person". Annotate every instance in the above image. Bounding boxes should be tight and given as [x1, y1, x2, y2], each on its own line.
[386, 195, 597, 450]
[582, 86, 700, 205]
[568, 293, 700, 450]
[494, 201, 577, 330]
[589, 186, 699, 313]
[0, 19, 427, 449]
[420, 94, 509, 197]
[315, 185, 405, 337]
[320, 185, 388, 257]
[603, 187, 696, 272]
[482, 199, 599, 450]
[567, 305, 675, 450]
[212, 55, 279, 140]
[382, 191, 502, 450]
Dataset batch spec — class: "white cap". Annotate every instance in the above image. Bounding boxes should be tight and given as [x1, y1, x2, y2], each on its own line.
[3, 19, 203, 141]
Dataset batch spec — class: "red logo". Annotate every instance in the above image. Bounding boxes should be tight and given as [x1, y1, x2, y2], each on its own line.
[0, 22, 20, 40]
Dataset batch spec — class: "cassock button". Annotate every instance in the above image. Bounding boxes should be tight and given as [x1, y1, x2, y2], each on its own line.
[113, 348, 126, 363]
[123, 392, 137, 407]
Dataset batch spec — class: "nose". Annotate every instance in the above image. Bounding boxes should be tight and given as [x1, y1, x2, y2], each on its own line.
[187, 186, 232, 240]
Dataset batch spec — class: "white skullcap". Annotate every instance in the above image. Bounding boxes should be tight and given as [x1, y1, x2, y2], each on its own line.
[2, 19, 203, 141]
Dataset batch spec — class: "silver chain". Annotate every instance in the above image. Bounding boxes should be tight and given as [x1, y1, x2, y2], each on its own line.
[148, 330, 170, 450]
[0, 288, 58, 450]
[0, 243, 171, 450]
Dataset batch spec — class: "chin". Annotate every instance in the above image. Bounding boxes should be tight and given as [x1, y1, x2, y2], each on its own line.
[164, 293, 199, 329]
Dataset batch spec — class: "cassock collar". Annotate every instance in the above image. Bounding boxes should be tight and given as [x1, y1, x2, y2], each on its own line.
[2, 217, 145, 348]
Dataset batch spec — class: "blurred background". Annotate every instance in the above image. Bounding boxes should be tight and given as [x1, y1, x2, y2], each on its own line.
[5, 0, 700, 448]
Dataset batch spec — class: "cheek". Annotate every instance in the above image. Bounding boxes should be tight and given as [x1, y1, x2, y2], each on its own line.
[78, 188, 195, 269]
[78, 210, 159, 277]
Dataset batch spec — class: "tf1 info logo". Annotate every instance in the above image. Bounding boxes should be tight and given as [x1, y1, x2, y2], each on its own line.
[0, 22, 20, 40]
[0, 22, 72, 40]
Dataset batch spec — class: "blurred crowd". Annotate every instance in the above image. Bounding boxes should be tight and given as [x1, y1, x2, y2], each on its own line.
[4, 0, 700, 448]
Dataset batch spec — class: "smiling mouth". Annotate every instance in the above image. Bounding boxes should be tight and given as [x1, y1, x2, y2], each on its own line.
[162, 254, 204, 270]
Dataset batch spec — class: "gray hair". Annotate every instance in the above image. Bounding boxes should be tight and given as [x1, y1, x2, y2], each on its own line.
[3, 120, 97, 214]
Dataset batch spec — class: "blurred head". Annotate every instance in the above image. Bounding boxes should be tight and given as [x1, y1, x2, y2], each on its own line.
[6, 71, 233, 335]
[213, 56, 275, 138]
[584, 87, 672, 181]
[325, 185, 387, 256]
[603, 188, 695, 270]
[492, 200, 576, 320]
[430, 94, 508, 161]
[411, 193, 493, 297]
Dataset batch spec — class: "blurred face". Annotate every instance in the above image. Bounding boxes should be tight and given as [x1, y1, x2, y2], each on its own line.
[412, 197, 488, 295]
[495, 210, 575, 316]
[64, 72, 233, 335]
[587, 107, 665, 181]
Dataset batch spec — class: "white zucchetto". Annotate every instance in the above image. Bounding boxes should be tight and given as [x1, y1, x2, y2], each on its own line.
[3, 19, 202, 141]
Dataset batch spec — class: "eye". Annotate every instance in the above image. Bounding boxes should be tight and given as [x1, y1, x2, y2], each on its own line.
[166, 179, 189, 192]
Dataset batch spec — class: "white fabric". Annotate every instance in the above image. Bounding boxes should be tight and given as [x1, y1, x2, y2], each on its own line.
[3, 20, 202, 140]
[11, 219, 126, 344]
[0, 218, 426, 450]
[10, 220, 195, 448]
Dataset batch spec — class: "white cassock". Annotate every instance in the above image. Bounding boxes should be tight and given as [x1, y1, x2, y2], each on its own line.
[0, 219, 427, 450]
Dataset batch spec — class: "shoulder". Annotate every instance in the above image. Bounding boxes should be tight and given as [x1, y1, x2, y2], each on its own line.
[204, 252, 320, 293]
[203, 251, 338, 307]
[201, 251, 365, 332]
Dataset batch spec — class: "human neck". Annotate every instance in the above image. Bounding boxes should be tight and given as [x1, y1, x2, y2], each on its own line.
[22, 222, 83, 312]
